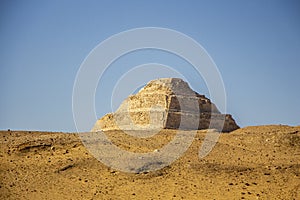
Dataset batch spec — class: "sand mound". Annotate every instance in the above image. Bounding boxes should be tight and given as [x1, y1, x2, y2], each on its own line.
[1, 125, 299, 199]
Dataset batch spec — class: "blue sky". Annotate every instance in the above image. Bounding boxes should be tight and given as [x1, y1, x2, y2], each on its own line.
[1, 0, 300, 132]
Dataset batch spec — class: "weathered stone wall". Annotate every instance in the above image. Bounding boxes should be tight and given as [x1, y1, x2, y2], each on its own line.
[91, 78, 239, 132]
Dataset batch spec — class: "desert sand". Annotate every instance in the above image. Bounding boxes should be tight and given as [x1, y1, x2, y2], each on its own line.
[1, 125, 299, 199]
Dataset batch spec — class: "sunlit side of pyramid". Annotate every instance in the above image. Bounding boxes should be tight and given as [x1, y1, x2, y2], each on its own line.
[91, 78, 239, 132]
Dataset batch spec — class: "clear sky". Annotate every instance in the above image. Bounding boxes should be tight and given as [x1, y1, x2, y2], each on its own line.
[1, 0, 300, 132]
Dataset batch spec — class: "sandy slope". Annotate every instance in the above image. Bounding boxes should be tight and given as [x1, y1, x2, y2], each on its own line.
[0, 125, 299, 199]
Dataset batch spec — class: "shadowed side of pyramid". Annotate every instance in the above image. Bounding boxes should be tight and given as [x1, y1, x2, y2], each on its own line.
[91, 78, 239, 132]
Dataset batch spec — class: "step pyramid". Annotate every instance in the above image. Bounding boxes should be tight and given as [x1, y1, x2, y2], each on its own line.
[91, 78, 239, 132]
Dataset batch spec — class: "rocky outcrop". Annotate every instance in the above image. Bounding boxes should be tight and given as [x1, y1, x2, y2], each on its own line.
[91, 78, 239, 132]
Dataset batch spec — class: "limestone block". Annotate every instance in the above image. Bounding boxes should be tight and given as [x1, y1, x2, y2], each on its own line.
[91, 78, 239, 132]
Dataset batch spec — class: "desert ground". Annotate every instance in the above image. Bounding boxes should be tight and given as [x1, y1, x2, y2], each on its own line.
[0, 125, 299, 199]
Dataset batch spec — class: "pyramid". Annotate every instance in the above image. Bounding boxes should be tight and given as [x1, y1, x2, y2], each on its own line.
[91, 78, 239, 132]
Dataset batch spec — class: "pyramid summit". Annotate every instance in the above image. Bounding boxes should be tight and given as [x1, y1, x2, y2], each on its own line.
[92, 78, 239, 132]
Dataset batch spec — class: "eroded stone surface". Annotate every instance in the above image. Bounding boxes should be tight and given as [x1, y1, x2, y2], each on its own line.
[91, 78, 239, 132]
